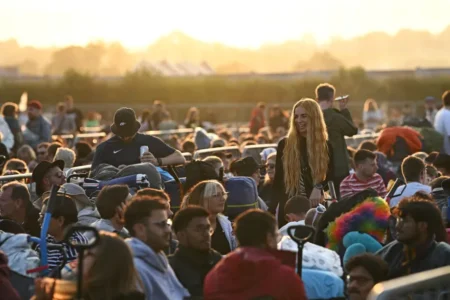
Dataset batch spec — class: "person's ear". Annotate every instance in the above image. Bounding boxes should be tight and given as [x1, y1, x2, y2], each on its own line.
[266, 231, 278, 249]
[56, 216, 65, 228]
[176, 230, 186, 242]
[133, 223, 146, 240]
[285, 213, 295, 222]
[15, 198, 24, 210]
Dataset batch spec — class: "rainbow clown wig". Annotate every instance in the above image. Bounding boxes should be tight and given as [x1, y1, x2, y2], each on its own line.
[326, 196, 391, 251]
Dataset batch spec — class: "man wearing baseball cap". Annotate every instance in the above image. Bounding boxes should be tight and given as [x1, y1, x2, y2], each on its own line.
[24, 100, 51, 149]
[91, 107, 185, 169]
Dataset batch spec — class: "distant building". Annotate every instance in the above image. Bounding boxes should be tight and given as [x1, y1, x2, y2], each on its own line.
[134, 60, 215, 76]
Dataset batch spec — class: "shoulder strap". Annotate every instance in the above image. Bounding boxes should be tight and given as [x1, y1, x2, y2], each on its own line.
[0, 235, 14, 248]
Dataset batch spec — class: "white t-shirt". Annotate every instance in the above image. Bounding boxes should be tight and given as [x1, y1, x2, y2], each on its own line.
[363, 110, 383, 131]
[389, 182, 432, 207]
[279, 220, 305, 237]
[434, 107, 450, 154]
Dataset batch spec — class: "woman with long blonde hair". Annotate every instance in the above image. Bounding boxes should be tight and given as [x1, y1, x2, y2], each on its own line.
[363, 98, 383, 131]
[271, 98, 332, 227]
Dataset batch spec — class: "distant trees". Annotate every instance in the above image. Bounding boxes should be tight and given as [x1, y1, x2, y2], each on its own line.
[1, 68, 449, 108]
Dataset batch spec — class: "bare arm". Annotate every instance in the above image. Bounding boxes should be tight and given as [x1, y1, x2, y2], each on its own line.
[160, 150, 186, 166]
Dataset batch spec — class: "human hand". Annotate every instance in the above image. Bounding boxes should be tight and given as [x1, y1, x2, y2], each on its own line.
[140, 152, 158, 165]
[309, 188, 324, 207]
[32, 278, 56, 300]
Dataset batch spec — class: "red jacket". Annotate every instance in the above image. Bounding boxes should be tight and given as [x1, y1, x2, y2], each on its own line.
[204, 247, 307, 300]
[249, 108, 265, 134]
[376, 126, 422, 158]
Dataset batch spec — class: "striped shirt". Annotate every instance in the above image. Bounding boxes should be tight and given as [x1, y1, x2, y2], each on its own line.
[36, 231, 88, 271]
[340, 173, 387, 199]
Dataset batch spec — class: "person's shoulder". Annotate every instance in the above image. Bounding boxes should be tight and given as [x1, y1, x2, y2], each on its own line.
[435, 241, 450, 253]
[210, 249, 223, 261]
[341, 173, 354, 183]
[277, 137, 287, 147]
[373, 173, 384, 182]
[137, 133, 162, 143]
[97, 135, 118, 148]
[377, 240, 401, 256]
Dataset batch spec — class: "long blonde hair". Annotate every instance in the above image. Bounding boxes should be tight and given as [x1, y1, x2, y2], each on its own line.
[283, 98, 329, 196]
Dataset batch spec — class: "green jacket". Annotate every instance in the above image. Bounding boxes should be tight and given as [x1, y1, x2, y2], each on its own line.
[322, 108, 358, 178]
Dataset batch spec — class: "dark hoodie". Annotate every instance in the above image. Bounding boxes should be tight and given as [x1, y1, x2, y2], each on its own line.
[204, 247, 306, 300]
[0, 252, 20, 300]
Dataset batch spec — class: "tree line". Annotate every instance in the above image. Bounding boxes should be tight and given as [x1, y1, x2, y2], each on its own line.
[1, 68, 448, 108]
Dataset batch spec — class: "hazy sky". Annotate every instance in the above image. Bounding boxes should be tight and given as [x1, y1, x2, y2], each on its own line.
[2, 0, 449, 49]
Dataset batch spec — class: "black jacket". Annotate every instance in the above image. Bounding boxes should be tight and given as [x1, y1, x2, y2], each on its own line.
[271, 137, 334, 228]
[169, 245, 222, 298]
[322, 108, 357, 179]
[377, 240, 450, 279]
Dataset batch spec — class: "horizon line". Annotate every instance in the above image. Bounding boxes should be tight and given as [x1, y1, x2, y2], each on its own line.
[2, 25, 450, 51]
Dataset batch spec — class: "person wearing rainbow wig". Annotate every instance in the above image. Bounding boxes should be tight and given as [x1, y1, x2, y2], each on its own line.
[326, 196, 391, 260]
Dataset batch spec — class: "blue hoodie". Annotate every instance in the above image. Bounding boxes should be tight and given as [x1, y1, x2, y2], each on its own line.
[126, 238, 189, 300]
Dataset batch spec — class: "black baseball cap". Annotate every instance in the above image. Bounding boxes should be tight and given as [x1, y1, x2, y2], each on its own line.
[231, 156, 261, 177]
[110, 107, 141, 137]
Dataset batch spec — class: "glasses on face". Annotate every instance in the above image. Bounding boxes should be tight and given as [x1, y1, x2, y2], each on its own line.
[312, 204, 326, 225]
[211, 192, 229, 200]
[151, 219, 172, 229]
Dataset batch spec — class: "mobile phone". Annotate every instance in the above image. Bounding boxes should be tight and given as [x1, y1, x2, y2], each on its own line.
[335, 95, 349, 101]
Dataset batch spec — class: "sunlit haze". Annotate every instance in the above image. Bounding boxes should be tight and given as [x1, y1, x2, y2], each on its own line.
[2, 0, 450, 48]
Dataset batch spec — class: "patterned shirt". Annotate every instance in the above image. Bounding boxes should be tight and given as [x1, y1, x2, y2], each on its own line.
[36, 231, 88, 271]
[340, 173, 387, 199]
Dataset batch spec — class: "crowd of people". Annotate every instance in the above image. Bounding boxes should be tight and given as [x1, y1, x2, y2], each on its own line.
[0, 84, 449, 300]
